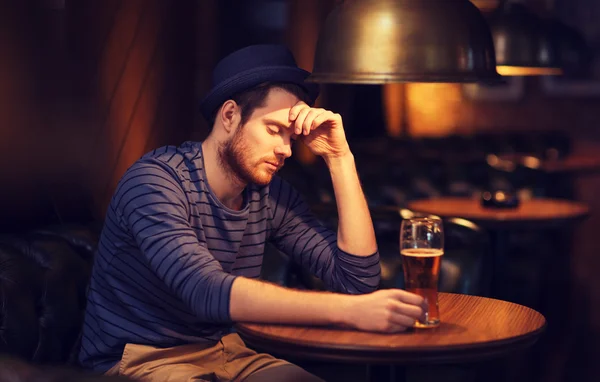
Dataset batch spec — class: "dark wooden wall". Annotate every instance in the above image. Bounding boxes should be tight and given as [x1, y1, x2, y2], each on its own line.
[0, 0, 197, 230]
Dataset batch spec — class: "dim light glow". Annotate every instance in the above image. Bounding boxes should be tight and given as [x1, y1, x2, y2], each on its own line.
[470, 0, 501, 12]
[496, 65, 563, 76]
[383, 83, 405, 137]
[405, 83, 464, 137]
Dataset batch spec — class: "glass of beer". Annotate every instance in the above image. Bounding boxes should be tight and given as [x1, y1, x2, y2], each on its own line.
[400, 216, 444, 328]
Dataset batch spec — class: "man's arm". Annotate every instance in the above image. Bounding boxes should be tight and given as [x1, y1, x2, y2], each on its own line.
[230, 276, 425, 333]
[265, 104, 382, 295]
[268, 176, 379, 294]
[117, 160, 236, 323]
[325, 152, 377, 256]
[290, 105, 377, 257]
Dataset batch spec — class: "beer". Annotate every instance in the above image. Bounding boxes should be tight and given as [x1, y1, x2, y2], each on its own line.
[401, 248, 443, 328]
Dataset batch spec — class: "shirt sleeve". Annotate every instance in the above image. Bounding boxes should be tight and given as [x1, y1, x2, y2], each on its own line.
[114, 159, 237, 323]
[267, 177, 380, 294]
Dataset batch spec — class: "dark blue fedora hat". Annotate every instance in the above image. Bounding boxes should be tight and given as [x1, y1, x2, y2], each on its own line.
[199, 44, 320, 121]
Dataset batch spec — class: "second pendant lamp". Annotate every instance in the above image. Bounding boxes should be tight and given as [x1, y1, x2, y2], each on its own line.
[487, 2, 563, 76]
[307, 0, 501, 84]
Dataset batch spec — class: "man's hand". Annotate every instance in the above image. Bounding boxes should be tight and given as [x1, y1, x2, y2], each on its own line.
[289, 101, 350, 159]
[341, 289, 428, 333]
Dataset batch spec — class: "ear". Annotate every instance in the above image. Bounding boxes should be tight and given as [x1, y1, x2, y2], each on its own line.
[218, 100, 241, 133]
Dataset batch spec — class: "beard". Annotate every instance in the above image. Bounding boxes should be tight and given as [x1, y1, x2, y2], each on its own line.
[218, 124, 279, 186]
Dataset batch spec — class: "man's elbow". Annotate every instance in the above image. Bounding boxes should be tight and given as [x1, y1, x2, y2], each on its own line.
[335, 268, 381, 295]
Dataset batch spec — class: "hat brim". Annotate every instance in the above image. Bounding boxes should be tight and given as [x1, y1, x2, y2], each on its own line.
[200, 66, 320, 121]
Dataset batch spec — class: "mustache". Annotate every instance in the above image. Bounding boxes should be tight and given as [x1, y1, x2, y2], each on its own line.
[265, 157, 285, 168]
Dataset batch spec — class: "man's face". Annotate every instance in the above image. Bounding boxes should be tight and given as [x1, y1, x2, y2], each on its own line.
[220, 88, 300, 186]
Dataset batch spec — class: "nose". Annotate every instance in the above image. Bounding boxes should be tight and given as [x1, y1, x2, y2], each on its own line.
[274, 141, 292, 159]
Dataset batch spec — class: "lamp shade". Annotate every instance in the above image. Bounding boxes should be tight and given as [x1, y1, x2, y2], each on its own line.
[307, 0, 501, 84]
[488, 2, 562, 76]
[549, 19, 593, 78]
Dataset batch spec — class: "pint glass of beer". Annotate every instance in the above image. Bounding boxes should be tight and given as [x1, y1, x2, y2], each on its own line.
[400, 216, 444, 328]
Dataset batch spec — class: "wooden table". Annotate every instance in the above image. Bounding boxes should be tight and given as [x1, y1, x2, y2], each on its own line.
[498, 153, 600, 175]
[236, 293, 546, 366]
[407, 197, 589, 229]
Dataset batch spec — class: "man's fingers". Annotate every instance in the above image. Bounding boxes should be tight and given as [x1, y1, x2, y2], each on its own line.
[389, 313, 417, 328]
[290, 106, 339, 135]
[381, 324, 408, 333]
[388, 289, 426, 306]
[302, 110, 338, 135]
[309, 111, 336, 132]
[390, 300, 425, 320]
[303, 108, 333, 134]
[391, 290, 427, 321]
[421, 299, 429, 316]
[289, 102, 309, 121]
[293, 107, 311, 135]
[301, 109, 322, 135]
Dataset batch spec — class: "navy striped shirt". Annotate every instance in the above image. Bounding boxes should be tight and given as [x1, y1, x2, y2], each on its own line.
[79, 141, 381, 372]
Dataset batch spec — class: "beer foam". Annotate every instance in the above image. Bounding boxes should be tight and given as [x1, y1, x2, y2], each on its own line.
[401, 248, 443, 257]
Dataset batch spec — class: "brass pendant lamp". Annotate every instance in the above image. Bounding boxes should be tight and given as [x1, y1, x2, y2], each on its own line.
[307, 0, 501, 84]
[488, 2, 563, 76]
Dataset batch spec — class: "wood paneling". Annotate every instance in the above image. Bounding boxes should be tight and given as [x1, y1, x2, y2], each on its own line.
[0, 0, 197, 230]
[192, 0, 219, 138]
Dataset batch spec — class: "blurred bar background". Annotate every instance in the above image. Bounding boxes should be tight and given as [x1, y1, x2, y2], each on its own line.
[0, 1, 599, 381]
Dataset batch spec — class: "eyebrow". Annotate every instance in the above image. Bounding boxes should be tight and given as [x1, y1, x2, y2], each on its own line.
[263, 118, 292, 130]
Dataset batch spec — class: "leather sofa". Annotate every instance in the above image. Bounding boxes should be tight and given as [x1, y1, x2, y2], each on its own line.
[0, 223, 130, 380]
[0, 356, 129, 381]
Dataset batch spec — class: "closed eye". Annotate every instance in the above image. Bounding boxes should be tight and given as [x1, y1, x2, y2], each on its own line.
[264, 120, 296, 141]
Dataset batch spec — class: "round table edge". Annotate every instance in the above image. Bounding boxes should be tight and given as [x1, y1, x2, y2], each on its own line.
[235, 319, 546, 365]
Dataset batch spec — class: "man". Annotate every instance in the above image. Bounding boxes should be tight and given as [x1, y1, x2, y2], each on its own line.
[79, 44, 426, 381]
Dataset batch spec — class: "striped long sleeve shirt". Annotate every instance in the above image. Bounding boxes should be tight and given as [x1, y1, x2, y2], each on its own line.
[79, 141, 381, 372]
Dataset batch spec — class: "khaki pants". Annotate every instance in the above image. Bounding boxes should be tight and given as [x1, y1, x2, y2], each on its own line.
[105, 333, 289, 381]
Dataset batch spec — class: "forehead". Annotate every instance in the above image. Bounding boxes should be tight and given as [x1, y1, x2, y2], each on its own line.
[249, 88, 300, 123]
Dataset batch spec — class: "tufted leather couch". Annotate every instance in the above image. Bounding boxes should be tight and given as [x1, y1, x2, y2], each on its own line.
[0, 224, 100, 364]
[0, 223, 132, 380]
[0, 356, 130, 381]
